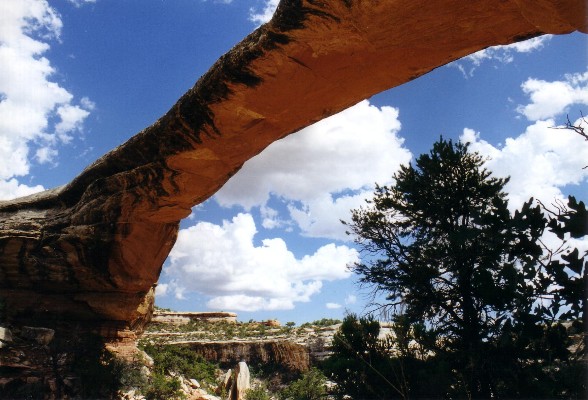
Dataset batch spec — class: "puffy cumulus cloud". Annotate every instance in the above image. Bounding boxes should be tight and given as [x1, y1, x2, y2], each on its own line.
[461, 120, 588, 208]
[249, 0, 279, 26]
[326, 302, 342, 309]
[0, 0, 93, 199]
[164, 213, 359, 312]
[461, 71, 588, 208]
[517, 71, 588, 121]
[215, 100, 411, 240]
[0, 178, 44, 200]
[288, 190, 375, 240]
[451, 35, 552, 77]
[260, 205, 292, 230]
[461, 71, 588, 267]
[154, 283, 169, 297]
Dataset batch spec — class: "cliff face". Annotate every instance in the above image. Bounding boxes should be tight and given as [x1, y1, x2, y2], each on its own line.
[0, 0, 586, 337]
[174, 340, 310, 373]
[152, 312, 238, 325]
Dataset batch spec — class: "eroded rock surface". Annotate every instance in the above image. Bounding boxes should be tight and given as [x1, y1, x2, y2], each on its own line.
[172, 340, 310, 373]
[152, 312, 238, 325]
[0, 0, 586, 339]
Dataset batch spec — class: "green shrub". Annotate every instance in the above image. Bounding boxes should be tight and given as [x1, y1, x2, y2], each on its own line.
[246, 384, 272, 400]
[143, 343, 217, 384]
[117, 357, 149, 392]
[279, 368, 327, 400]
[144, 372, 185, 400]
[300, 318, 341, 328]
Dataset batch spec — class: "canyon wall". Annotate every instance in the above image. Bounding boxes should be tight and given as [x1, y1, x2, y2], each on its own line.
[151, 312, 238, 325]
[0, 0, 586, 338]
[173, 340, 310, 373]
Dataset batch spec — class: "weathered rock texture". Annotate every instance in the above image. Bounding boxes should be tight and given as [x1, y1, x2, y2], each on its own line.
[0, 0, 586, 337]
[152, 311, 238, 325]
[173, 340, 310, 373]
[228, 361, 251, 400]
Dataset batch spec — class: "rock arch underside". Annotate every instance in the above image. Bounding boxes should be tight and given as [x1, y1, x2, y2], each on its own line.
[0, 0, 586, 340]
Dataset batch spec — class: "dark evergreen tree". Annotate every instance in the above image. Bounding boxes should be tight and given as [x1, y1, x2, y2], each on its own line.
[542, 196, 588, 324]
[537, 196, 588, 399]
[322, 314, 407, 400]
[344, 138, 547, 398]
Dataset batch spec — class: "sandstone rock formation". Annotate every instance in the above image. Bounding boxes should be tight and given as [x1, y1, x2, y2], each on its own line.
[223, 361, 251, 400]
[171, 340, 310, 373]
[0, 0, 586, 340]
[152, 311, 238, 325]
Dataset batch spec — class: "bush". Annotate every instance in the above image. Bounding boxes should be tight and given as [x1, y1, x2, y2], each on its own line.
[144, 372, 185, 400]
[279, 368, 327, 400]
[246, 384, 272, 400]
[116, 357, 149, 393]
[142, 343, 217, 384]
[300, 318, 341, 328]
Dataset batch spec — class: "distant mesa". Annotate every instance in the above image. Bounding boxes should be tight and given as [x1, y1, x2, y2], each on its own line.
[152, 311, 238, 325]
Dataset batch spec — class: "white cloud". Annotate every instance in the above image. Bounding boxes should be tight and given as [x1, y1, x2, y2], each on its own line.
[326, 302, 342, 309]
[67, 0, 96, 7]
[249, 0, 279, 26]
[462, 119, 588, 209]
[345, 294, 357, 305]
[460, 71, 588, 208]
[55, 103, 91, 143]
[451, 35, 552, 77]
[287, 190, 375, 240]
[35, 146, 58, 164]
[155, 283, 169, 297]
[516, 71, 588, 121]
[164, 213, 359, 312]
[0, 0, 93, 200]
[0, 178, 44, 200]
[215, 100, 411, 240]
[260, 205, 292, 230]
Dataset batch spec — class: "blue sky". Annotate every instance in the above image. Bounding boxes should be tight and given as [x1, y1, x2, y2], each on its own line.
[1, 0, 587, 324]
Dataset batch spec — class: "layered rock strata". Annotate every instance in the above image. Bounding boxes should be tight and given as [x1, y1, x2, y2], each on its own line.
[171, 340, 310, 373]
[152, 312, 238, 325]
[0, 0, 586, 338]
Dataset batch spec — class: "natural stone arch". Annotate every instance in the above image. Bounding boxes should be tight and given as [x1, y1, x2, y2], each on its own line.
[0, 0, 586, 338]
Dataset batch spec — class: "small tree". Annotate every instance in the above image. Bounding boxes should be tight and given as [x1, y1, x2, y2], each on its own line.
[278, 368, 328, 400]
[344, 138, 547, 397]
[322, 314, 405, 400]
[540, 196, 587, 324]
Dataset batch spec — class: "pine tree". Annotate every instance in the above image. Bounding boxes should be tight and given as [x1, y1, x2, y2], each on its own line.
[344, 138, 546, 397]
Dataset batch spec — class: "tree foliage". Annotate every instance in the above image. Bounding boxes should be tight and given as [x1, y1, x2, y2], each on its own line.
[339, 138, 585, 398]
[541, 196, 588, 323]
[278, 367, 328, 400]
[322, 315, 400, 399]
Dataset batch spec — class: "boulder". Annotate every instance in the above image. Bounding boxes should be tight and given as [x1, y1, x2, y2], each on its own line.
[231, 361, 251, 400]
[0, 327, 12, 348]
[21, 327, 54, 346]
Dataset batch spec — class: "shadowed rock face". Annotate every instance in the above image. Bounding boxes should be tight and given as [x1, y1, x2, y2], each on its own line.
[175, 340, 310, 373]
[0, 0, 586, 336]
